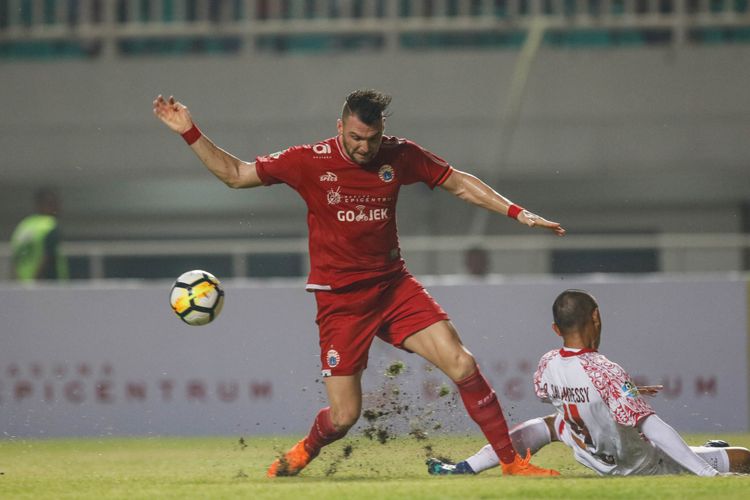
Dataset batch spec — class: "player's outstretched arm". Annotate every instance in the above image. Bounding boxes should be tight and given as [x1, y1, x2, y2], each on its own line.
[440, 169, 565, 236]
[152, 95, 262, 189]
[638, 415, 719, 476]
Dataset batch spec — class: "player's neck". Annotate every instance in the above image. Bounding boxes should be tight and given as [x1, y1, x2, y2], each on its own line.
[562, 333, 595, 350]
[562, 342, 586, 351]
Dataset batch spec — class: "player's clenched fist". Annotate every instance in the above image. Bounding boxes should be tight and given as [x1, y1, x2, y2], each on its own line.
[153, 95, 193, 134]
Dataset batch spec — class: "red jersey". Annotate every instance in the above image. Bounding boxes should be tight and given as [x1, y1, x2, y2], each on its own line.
[255, 135, 454, 290]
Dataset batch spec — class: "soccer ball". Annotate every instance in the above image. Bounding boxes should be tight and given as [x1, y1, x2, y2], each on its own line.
[169, 270, 225, 326]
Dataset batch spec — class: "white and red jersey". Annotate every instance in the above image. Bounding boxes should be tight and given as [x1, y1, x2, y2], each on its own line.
[255, 135, 453, 291]
[534, 348, 661, 475]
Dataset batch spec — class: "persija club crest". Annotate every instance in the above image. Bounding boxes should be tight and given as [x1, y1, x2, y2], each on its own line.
[327, 349, 341, 368]
[378, 165, 395, 182]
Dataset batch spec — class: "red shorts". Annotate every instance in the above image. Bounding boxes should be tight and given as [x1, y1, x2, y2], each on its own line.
[314, 269, 449, 377]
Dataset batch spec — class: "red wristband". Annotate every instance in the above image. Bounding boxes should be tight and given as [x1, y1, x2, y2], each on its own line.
[181, 124, 202, 145]
[507, 204, 524, 220]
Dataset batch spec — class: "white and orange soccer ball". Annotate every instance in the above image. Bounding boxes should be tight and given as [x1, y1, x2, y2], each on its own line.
[169, 270, 225, 326]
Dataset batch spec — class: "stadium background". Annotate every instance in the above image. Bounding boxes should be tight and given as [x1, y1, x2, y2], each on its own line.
[1, 0, 749, 439]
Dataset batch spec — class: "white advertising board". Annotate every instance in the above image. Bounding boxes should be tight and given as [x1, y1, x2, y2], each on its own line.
[0, 275, 746, 437]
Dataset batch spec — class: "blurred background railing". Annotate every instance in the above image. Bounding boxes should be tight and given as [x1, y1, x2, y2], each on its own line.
[2, 233, 748, 280]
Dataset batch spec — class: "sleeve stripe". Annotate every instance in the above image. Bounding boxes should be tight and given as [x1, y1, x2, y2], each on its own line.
[433, 166, 454, 188]
[253, 157, 275, 186]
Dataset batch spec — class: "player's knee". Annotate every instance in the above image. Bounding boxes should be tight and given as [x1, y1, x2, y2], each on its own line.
[452, 351, 478, 381]
[330, 407, 360, 431]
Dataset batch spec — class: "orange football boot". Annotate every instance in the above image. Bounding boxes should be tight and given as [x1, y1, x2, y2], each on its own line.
[501, 449, 560, 476]
[267, 438, 314, 478]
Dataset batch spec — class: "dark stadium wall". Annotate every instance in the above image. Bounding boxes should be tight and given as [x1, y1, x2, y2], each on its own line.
[1, 46, 748, 241]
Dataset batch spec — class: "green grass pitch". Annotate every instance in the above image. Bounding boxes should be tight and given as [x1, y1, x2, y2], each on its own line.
[1, 433, 749, 499]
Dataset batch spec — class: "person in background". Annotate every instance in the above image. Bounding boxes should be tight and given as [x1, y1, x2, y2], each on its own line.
[10, 188, 69, 282]
[464, 246, 490, 278]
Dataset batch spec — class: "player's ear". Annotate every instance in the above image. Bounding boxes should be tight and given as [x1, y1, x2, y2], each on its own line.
[336, 118, 343, 136]
[552, 323, 563, 338]
[592, 308, 601, 329]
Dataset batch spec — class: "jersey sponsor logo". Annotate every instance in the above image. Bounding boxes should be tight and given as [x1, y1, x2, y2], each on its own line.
[326, 349, 341, 368]
[621, 380, 639, 398]
[320, 171, 338, 182]
[340, 194, 393, 204]
[327, 187, 342, 205]
[326, 189, 394, 209]
[378, 164, 395, 183]
[477, 390, 497, 407]
[337, 206, 389, 223]
[313, 143, 332, 155]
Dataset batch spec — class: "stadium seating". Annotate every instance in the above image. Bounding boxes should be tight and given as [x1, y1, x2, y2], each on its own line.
[1, 0, 748, 59]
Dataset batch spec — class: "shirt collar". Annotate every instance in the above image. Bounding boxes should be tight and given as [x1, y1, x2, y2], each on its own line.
[559, 347, 598, 358]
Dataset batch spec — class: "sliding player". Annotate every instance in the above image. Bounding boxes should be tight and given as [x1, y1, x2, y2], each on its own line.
[428, 289, 750, 476]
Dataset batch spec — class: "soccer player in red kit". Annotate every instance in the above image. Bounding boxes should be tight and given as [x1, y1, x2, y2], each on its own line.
[153, 90, 566, 477]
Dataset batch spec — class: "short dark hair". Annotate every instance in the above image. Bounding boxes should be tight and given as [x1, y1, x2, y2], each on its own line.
[342, 89, 392, 126]
[552, 289, 598, 334]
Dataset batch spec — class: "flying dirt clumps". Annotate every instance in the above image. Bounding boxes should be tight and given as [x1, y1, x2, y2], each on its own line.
[360, 360, 459, 453]
[385, 360, 406, 378]
[362, 408, 394, 444]
[325, 444, 355, 476]
[323, 359, 462, 477]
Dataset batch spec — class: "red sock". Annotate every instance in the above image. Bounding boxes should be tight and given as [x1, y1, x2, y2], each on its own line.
[304, 407, 347, 458]
[456, 367, 516, 464]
